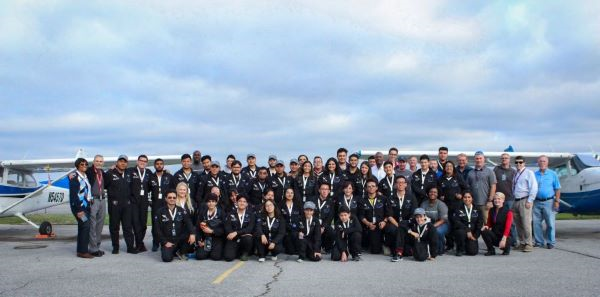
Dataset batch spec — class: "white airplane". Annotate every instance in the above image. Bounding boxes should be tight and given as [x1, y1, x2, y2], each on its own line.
[358, 149, 600, 214]
[0, 150, 181, 236]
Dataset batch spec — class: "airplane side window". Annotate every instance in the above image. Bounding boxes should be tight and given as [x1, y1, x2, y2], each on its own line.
[24, 174, 36, 187]
[0, 167, 3, 183]
[569, 159, 581, 174]
[7, 171, 19, 185]
[555, 165, 568, 178]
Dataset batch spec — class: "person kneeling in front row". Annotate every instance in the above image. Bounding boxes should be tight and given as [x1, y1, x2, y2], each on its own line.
[297, 201, 322, 262]
[481, 192, 513, 256]
[224, 195, 255, 261]
[331, 206, 362, 262]
[154, 190, 196, 262]
[406, 208, 437, 262]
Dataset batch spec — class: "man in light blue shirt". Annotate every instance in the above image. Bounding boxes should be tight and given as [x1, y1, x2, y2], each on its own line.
[511, 155, 538, 252]
[534, 155, 561, 249]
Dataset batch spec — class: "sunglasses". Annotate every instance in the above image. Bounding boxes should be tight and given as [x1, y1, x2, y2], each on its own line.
[515, 161, 524, 164]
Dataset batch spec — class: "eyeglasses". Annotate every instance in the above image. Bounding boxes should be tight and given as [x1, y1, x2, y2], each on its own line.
[166, 196, 177, 200]
[515, 161, 524, 164]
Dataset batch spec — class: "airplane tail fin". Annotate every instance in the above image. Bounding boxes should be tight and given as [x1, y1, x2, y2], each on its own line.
[504, 145, 514, 152]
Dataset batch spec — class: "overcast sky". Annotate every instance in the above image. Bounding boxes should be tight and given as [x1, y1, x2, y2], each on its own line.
[1, 1, 599, 164]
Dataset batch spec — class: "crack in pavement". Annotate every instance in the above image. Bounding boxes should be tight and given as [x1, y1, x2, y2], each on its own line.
[254, 260, 284, 297]
[0, 279, 34, 296]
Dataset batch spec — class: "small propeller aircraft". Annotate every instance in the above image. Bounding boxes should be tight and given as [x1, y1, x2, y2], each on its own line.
[358, 149, 600, 215]
[0, 150, 181, 236]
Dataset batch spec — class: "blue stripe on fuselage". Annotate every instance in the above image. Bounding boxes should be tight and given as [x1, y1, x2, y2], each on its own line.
[560, 188, 600, 214]
[0, 184, 41, 196]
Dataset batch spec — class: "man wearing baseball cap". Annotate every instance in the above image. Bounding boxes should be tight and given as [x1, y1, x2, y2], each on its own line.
[105, 155, 136, 254]
[297, 201, 322, 262]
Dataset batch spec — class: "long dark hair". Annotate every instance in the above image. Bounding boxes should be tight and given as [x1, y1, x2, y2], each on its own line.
[359, 161, 374, 179]
[262, 199, 281, 218]
[325, 157, 342, 175]
[301, 160, 314, 177]
[443, 160, 457, 178]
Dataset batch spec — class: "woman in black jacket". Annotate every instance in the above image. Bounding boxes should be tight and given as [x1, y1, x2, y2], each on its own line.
[255, 199, 286, 262]
[452, 191, 482, 256]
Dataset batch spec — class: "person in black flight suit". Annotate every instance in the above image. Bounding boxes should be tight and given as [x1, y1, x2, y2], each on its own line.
[224, 195, 255, 261]
[154, 190, 196, 262]
[226, 160, 251, 198]
[149, 158, 175, 252]
[378, 161, 396, 199]
[296, 201, 322, 262]
[280, 188, 302, 255]
[407, 208, 438, 262]
[331, 206, 362, 262]
[294, 161, 318, 203]
[269, 160, 295, 205]
[172, 154, 201, 205]
[358, 178, 389, 254]
[196, 193, 225, 261]
[128, 154, 152, 252]
[452, 191, 482, 256]
[105, 155, 136, 254]
[255, 199, 286, 262]
[248, 167, 270, 207]
[385, 175, 418, 262]
[198, 161, 229, 204]
[411, 155, 438, 205]
[314, 183, 335, 254]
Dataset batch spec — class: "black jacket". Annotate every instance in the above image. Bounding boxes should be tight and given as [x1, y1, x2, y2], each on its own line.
[127, 167, 152, 204]
[196, 205, 225, 239]
[241, 166, 259, 180]
[172, 169, 200, 203]
[408, 221, 438, 257]
[85, 166, 106, 198]
[314, 197, 335, 227]
[317, 171, 347, 198]
[105, 168, 131, 205]
[69, 173, 91, 215]
[280, 200, 303, 232]
[411, 169, 438, 203]
[335, 195, 360, 219]
[154, 206, 195, 245]
[358, 195, 388, 224]
[333, 217, 362, 251]
[386, 192, 418, 225]
[225, 173, 252, 199]
[294, 174, 318, 203]
[438, 175, 469, 210]
[255, 215, 286, 245]
[198, 172, 229, 203]
[224, 210, 256, 237]
[149, 171, 175, 209]
[378, 174, 396, 198]
[248, 178, 270, 206]
[269, 174, 295, 205]
[298, 216, 321, 248]
[452, 203, 482, 237]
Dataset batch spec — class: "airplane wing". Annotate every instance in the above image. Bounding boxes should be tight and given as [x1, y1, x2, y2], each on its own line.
[357, 150, 574, 167]
[1, 150, 183, 173]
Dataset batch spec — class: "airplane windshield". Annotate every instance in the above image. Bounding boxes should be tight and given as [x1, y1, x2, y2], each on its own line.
[6, 168, 37, 188]
[573, 154, 600, 171]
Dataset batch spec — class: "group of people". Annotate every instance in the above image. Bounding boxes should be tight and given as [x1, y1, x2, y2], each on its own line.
[68, 147, 561, 263]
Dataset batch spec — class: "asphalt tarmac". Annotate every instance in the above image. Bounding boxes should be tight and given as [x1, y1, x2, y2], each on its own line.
[1, 220, 599, 297]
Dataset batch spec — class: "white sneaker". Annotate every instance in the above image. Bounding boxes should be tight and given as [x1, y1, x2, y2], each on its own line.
[258, 258, 266, 262]
[271, 256, 278, 261]
[296, 258, 304, 263]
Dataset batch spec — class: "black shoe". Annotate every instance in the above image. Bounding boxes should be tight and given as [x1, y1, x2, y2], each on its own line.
[353, 255, 361, 261]
[91, 251, 104, 257]
[112, 248, 119, 254]
[484, 250, 496, 256]
[152, 243, 159, 252]
[126, 248, 138, 254]
[455, 251, 463, 257]
[137, 245, 147, 253]
[391, 255, 399, 262]
[501, 249, 510, 255]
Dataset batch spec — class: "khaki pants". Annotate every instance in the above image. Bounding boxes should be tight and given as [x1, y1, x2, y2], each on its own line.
[512, 199, 532, 246]
[477, 205, 490, 227]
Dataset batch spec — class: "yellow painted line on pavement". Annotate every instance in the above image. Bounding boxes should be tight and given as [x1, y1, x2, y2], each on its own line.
[212, 261, 245, 285]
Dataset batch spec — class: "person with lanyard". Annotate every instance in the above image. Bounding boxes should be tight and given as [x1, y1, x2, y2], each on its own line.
[481, 192, 513, 256]
[269, 160, 295, 205]
[224, 154, 236, 174]
[335, 181, 360, 219]
[534, 155, 560, 249]
[452, 191, 482, 256]
[288, 158, 300, 178]
[297, 201, 322, 262]
[314, 183, 335, 254]
[267, 155, 278, 177]
[199, 155, 212, 176]
[242, 153, 259, 180]
[466, 151, 497, 226]
[127, 154, 152, 253]
[407, 208, 438, 262]
[248, 167, 270, 207]
[512, 155, 538, 252]
[191, 150, 202, 173]
[493, 153, 517, 247]
[420, 187, 449, 255]
[175, 182, 196, 222]
[69, 158, 93, 258]
[388, 147, 400, 171]
[377, 161, 396, 199]
[105, 155, 136, 254]
[226, 160, 251, 198]
[198, 161, 229, 204]
[437, 147, 449, 177]
[280, 188, 302, 255]
[224, 195, 256, 261]
[331, 206, 362, 262]
[154, 190, 196, 262]
[313, 156, 324, 179]
[355, 161, 374, 200]
[149, 158, 175, 252]
[318, 158, 346, 198]
[195, 193, 225, 261]
[437, 160, 469, 251]
[411, 155, 438, 205]
[345, 153, 361, 184]
[294, 160, 318, 203]
[255, 199, 286, 262]
[172, 154, 201, 205]
[385, 175, 418, 262]
[337, 147, 349, 172]
[370, 152, 386, 181]
[86, 154, 107, 257]
[358, 178, 389, 255]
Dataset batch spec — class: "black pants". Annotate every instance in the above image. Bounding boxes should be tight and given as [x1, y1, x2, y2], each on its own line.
[482, 230, 512, 252]
[131, 201, 149, 247]
[196, 237, 224, 261]
[320, 225, 335, 252]
[298, 237, 321, 261]
[76, 214, 91, 253]
[108, 202, 134, 250]
[453, 229, 479, 255]
[362, 225, 384, 254]
[331, 233, 361, 261]
[412, 241, 434, 262]
[150, 204, 162, 246]
[283, 232, 299, 255]
[256, 239, 284, 258]
[224, 235, 253, 261]
[383, 224, 398, 253]
[161, 238, 191, 262]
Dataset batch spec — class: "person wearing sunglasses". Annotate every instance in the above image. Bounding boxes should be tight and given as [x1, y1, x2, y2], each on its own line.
[512, 155, 538, 252]
[154, 190, 196, 262]
[70, 158, 93, 259]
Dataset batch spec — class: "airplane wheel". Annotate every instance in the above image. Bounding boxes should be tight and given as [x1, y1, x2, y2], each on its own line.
[39, 221, 52, 235]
